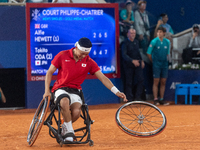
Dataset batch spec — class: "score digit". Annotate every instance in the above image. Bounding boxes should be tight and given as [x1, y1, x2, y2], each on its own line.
[99, 50, 102, 55]
[93, 32, 96, 38]
[93, 50, 97, 55]
[104, 32, 107, 38]
[99, 32, 102, 38]
[105, 49, 107, 55]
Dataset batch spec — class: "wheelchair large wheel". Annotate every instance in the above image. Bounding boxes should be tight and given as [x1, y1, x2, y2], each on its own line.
[116, 101, 167, 137]
[27, 97, 50, 146]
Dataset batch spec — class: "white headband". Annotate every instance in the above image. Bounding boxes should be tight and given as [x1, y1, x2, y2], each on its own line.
[75, 42, 92, 52]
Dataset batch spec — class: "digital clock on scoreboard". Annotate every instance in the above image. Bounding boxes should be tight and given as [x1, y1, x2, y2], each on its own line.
[26, 3, 120, 81]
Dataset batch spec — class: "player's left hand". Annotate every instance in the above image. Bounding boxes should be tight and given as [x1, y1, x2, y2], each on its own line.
[141, 61, 145, 69]
[116, 92, 128, 102]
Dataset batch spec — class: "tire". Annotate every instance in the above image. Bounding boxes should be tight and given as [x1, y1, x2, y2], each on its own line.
[27, 97, 50, 146]
[115, 101, 167, 137]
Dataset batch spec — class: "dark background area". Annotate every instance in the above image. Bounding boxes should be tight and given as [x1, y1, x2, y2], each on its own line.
[0, 68, 26, 108]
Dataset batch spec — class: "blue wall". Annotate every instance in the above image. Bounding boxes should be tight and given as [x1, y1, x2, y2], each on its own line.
[1, 2, 200, 108]
[0, 6, 26, 68]
[0, 41, 26, 68]
[26, 78, 121, 108]
[147, 0, 200, 34]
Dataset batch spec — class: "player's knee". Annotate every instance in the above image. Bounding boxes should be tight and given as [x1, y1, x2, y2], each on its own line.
[161, 82, 166, 86]
[72, 108, 81, 116]
[160, 79, 166, 85]
[60, 97, 70, 109]
[71, 108, 81, 122]
[153, 79, 160, 86]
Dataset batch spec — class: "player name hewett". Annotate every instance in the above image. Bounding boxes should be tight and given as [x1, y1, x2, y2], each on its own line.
[35, 36, 52, 42]
[35, 35, 59, 42]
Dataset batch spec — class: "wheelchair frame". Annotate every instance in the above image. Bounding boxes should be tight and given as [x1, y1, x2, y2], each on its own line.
[27, 93, 94, 147]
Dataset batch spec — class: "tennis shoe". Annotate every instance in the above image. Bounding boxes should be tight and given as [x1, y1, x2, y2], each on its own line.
[61, 124, 74, 142]
[63, 133, 74, 142]
[159, 100, 169, 105]
[154, 100, 160, 106]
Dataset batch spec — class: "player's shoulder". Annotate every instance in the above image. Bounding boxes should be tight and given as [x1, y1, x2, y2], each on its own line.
[56, 49, 70, 57]
[86, 55, 94, 62]
[120, 9, 126, 13]
[134, 38, 139, 43]
[166, 23, 172, 28]
[56, 49, 65, 54]
[134, 10, 139, 15]
[151, 37, 159, 44]
[85, 56, 98, 65]
[163, 38, 170, 43]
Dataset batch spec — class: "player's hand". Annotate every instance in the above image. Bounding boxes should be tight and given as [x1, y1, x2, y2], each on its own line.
[193, 32, 198, 39]
[132, 60, 140, 67]
[129, 21, 134, 24]
[141, 61, 145, 69]
[157, 20, 163, 26]
[116, 92, 128, 102]
[139, 34, 144, 40]
[127, 6, 132, 13]
[43, 92, 51, 100]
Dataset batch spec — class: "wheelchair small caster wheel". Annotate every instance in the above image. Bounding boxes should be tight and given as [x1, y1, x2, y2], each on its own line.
[89, 140, 94, 146]
[59, 141, 63, 147]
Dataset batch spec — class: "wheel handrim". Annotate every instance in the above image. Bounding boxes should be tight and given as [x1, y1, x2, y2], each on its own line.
[116, 101, 166, 137]
[27, 97, 50, 146]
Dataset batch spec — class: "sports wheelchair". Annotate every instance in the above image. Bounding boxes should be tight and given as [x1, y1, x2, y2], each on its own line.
[27, 91, 94, 147]
[115, 101, 167, 137]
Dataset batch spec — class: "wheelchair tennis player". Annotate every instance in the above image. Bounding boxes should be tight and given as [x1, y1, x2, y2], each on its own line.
[43, 37, 128, 142]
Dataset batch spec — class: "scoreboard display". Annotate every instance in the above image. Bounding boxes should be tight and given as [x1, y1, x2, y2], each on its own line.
[26, 3, 120, 81]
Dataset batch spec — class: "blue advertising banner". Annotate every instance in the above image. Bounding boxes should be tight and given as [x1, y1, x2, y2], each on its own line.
[164, 70, 200, 102]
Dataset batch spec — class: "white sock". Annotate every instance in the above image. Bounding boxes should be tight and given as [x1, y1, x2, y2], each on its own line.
[62, 121, 74, 142]
[61, 124, 67, 136]
[64, 121, 74, 133]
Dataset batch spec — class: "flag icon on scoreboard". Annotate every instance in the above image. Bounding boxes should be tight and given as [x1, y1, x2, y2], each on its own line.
[35, 60, 41, 66]
[35, 24, 40, 29]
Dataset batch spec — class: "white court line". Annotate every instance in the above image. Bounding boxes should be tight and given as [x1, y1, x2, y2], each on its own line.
[172, 124, 200, 128]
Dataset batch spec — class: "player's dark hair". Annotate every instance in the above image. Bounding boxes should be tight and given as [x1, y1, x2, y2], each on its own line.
[160, 13, 167, 18]
[78, 37, 92, 48]
[157, 26, 166, 33]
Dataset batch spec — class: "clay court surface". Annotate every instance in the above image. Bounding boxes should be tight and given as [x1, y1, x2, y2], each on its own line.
[1, 102, 200, 150]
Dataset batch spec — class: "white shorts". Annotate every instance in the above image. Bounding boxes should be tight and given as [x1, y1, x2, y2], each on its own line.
[54, 89, 82, 105]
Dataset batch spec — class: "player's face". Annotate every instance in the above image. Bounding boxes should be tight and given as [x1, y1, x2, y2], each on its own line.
[76, 48, 90, 60]
[127, 29, 136, 41]
[126, 4, 132, 11]
[162, 15, 168, 23]
[193, 27, 199, 33]
[157, 30, 165, 38]
[140, 3, 146, 10]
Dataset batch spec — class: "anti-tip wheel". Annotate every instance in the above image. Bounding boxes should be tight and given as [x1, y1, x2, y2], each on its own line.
[59, 141, 63, 147]
[89, 140, 94, 146]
